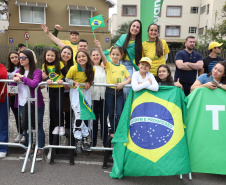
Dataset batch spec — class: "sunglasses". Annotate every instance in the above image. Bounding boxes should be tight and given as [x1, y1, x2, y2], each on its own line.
[190, 54, 192, 60]
[149, 29, 158, 32]
[215, 47, 222, 49]
[19, 56, 28, 60]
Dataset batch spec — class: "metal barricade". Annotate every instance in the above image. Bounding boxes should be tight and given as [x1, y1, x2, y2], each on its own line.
[31, 82, 131, 172]
[0, 79, 33, 173]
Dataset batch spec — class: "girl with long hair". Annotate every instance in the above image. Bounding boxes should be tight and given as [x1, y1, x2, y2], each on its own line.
[42, 47, 68, 138]
[11, 49, 45, 160]
[7, 51, 24, 143]
[156, 64, 183, 89]
[191, 61, 226, 91]
[90, 48, 108, 147]
[142, 24, 170, 77]
[66, 50, 95, 154]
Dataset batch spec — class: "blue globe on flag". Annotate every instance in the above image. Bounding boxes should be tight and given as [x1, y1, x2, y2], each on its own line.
[130, 102, 174, 149]
[94, 21, 99, 26]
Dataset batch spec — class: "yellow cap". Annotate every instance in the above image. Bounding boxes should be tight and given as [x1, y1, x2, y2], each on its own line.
[208, 42, 223, 50]
[139, 57, 152, 66]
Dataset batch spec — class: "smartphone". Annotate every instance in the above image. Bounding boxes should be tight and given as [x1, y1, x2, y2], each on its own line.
[212, 79, 219, 86]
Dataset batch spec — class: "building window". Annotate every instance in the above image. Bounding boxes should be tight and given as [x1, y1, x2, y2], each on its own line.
[189, 27, 197, 33]
[165, 26, 180, 37]
[19, 6, 45, 24]
[122, 5, 137, 16]
[207, 4, 210, 14]
[69, 10, 92, 26]
[190, 7, 199, 14]
[199, 27, 204, 35]
[201, 5, 206, 14]
[166, 6, 182, 17]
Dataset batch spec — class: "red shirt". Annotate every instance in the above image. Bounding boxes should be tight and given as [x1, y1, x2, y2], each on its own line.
[0, 64, 7, 102]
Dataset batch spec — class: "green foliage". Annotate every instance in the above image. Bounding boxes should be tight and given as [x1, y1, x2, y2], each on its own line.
[33, 44, 46, 69]
[167, 41, 184, 49]
[199, 2, 226, 49]
[111, 21, 131, 46]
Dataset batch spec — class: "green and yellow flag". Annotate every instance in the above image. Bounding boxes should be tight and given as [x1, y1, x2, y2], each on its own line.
[103, 34, 139, 71]
[110, 86, 190, 178]
[89, 14, 105, 31]
[77, 86, 96, 120]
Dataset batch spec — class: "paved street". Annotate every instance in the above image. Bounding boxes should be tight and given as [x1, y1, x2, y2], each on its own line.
[1, 147, 226, 185]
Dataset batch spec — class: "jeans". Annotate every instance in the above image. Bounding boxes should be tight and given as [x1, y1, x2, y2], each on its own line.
[20, 104, 45, 148]
[0, 95, 8, 152]
[105, 88, 124, 134]
[119, 60, 133, 103]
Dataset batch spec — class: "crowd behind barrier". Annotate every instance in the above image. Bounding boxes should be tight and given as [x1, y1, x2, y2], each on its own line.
[0, 79, 226, 178]
[0, 79, 132, 173]
[1, 45, 226, 68]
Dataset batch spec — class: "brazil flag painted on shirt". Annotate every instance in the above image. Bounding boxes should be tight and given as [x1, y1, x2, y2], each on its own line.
[110, 86, 190, 178]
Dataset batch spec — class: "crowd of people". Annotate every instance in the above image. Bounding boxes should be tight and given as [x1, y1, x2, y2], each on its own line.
[0, 19, 226, 160]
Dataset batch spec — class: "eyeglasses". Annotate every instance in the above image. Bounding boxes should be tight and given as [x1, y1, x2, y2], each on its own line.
[190, 53, 192, 60]
[19, 56, 28, 60]
[149, 29, 158, 32]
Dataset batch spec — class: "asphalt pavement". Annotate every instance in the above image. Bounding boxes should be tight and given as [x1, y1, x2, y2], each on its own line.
[0, 147, 226, 185]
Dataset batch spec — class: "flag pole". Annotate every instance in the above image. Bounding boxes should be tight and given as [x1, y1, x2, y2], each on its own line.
[92, 30, 96, 39]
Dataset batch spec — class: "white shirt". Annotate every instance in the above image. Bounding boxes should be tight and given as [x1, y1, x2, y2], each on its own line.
[132, 71, 159, 92]
[91, 65, 106, 100]
[7, 67, 18, 79]
[18, 70, 29, 106]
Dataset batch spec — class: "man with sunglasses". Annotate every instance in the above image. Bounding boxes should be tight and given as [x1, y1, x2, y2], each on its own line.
[174, 36, 203, 96]
[201, 42, 224, 74]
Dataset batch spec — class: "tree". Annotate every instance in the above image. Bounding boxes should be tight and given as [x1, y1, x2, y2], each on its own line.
[200, 2, 226, 47]
[111, 21, 131, 46]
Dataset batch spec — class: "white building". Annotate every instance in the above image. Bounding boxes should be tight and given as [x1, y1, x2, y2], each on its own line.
[0, 1, 9, 33]
[112, 0, 226, 42]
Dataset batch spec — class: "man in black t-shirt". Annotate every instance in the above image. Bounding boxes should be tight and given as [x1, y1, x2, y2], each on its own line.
[174, 36, 203, 96]
[201, 42, 224, 74]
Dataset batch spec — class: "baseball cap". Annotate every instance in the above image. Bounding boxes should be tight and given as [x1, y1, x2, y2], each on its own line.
[139, 57, 152, 66]
[208, 42, 223, 50]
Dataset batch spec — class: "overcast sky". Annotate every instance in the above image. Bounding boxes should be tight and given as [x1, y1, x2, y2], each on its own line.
[109, 0, 117, 17]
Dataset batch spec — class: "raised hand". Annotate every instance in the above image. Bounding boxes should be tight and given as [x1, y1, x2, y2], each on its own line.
[55, 24, 62, 30]
[94, 39, 101, 48]
[41, 23, 49, 34]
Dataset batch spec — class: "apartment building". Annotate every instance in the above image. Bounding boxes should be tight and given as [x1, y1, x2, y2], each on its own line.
[1, 0, 115, 49]
[112, 0, 226, 42]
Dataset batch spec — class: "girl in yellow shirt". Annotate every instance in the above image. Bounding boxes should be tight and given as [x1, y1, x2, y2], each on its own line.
[142, 24, 170, 76]
[94, 40, 131, 137]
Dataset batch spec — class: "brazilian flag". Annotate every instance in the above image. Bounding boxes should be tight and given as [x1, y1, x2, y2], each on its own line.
[89, 14, 105, 31]
[77, 87, 96, 120]
[110, 86, 191, 178]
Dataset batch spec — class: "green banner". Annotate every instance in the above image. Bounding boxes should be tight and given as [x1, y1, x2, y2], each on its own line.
[110, 86, 190, 178]
[140, 0, 164, 41]
[186, 88, 226, 174]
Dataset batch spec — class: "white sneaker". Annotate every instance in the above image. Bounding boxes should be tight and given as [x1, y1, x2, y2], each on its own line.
[47, 148, 52, 160]
[14, 134, 21, 143]
[52, 126, 59, 135]
[20, 135, 25, 143]
[59, 127, 65, 136]
[0, 152, 6, 158]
